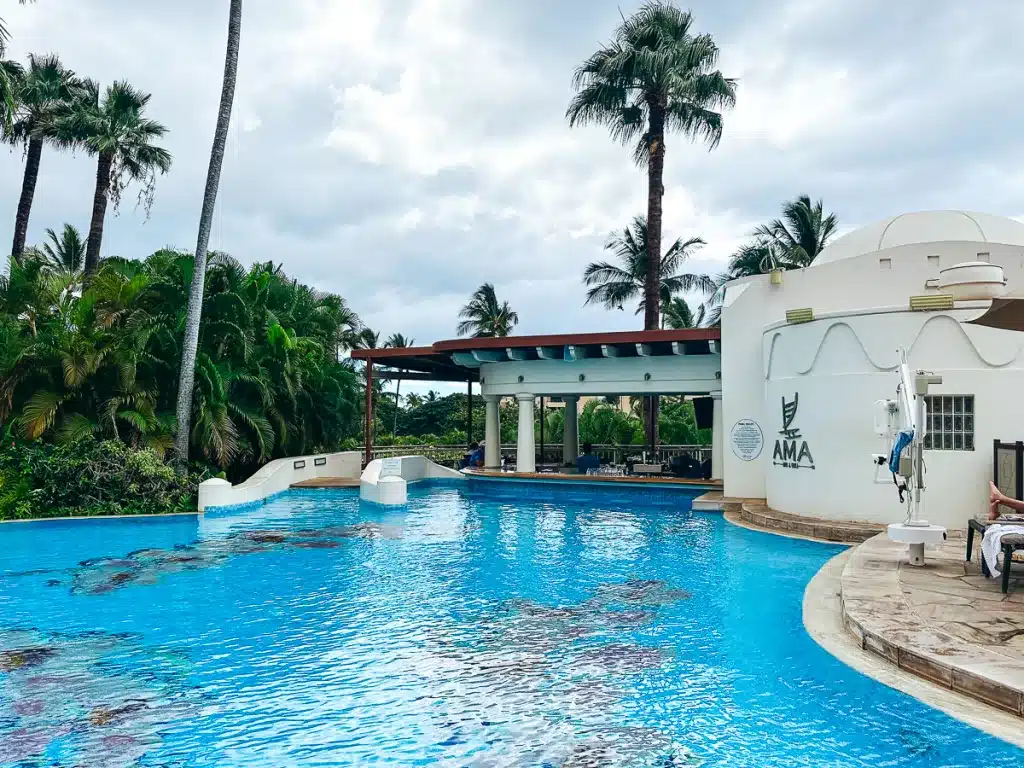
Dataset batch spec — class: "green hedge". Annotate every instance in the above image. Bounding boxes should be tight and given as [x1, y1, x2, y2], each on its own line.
[0, 439, 206, 520]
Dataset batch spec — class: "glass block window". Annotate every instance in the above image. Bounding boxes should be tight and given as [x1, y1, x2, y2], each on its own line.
[923, 395, 974, 451]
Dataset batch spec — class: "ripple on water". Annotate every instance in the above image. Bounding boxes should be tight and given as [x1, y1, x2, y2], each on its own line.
[0, 486, 1020, 767]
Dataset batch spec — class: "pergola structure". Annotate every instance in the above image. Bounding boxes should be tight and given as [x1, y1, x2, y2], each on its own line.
[351, 328, 722, 473]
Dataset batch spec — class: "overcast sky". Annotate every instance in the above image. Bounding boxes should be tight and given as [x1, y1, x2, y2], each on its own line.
[3, 0, 1024, 355]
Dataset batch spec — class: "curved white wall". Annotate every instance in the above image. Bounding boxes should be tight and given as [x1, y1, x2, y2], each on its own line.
[761, 311, 1024, 528]
[359, 455, 464, 505]
[198, 451, 361, 511]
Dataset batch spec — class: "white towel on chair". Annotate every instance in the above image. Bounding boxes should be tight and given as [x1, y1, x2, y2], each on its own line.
[982, 524, 1024, 579]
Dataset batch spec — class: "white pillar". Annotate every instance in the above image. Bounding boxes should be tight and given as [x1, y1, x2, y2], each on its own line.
[562, 396, 579, 466]
[484, 395, 500, 469]
[711, 391, 724, 481]
[516, 393, 536, 473]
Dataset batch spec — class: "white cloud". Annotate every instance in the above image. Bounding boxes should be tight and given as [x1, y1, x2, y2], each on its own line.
[4, 0, 1024, 354]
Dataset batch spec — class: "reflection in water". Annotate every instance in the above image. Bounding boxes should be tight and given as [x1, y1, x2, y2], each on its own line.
[0, 628, 199, 767]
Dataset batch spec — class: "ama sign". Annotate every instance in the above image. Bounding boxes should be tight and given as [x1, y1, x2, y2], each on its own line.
[773, 393, 815, 470]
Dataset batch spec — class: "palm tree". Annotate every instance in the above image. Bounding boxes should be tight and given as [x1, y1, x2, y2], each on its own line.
[567, 2, 735, 332]
[6, 54, 87, 264]
[0, 1, 33, 130]
[750, 195, 838, 269]
[456, 283, 519, 338]
[35, 223, 85, 275]
[662, 297, 695, 329]
[583, 215, 713, 325]
[173, 0, 242, 468]
[384, 332, 413, 438]
[63, 80, 171, 274]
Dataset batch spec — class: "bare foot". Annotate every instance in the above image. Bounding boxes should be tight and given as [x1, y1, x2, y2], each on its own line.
[990, 481, 1004, 520]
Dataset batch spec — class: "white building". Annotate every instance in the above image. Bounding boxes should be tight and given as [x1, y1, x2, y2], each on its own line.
[722, 210, 1024, 529]
[354, 210, 1024, 530]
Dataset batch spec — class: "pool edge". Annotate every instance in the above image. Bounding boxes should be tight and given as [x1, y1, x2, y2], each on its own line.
[803, 550, 1024, 748]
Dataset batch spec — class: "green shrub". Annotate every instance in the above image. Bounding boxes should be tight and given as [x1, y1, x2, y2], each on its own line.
[0, 438, 207, 520]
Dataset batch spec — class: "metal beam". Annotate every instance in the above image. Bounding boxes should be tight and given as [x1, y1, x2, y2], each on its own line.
[506, 348, 533, 361]
[452, 352, 482, 367]
[671, 342, 687, 356]
[536, 346, 562, 360]
[364, 358, 373, 466]
[568, 345, 588, 361]
[636, 343, 653, 357]
[601, 344, 621, 357]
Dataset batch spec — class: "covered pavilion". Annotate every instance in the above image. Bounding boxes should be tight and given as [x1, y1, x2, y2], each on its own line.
[351, 328, 722, 476]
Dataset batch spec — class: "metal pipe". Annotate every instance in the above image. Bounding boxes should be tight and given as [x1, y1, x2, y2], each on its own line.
[364, 357, 374, 467]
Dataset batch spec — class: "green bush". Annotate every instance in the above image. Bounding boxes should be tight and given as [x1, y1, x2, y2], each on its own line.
[0, 438, 206, 520]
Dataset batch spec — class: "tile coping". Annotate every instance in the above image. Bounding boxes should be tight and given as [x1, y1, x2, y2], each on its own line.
[840, 533, 1024, 719]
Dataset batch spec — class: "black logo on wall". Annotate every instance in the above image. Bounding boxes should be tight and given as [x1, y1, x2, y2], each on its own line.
[773, 393, 815, 470]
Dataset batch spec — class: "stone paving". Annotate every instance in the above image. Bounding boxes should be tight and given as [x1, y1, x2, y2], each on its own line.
[841, 533, 1024, 717]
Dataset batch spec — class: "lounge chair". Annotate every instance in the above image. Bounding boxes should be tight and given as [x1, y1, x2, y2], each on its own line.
[966, 517, 1024, 593]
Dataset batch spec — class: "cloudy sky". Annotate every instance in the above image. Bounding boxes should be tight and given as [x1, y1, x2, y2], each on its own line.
[3, 0, 1024, 352]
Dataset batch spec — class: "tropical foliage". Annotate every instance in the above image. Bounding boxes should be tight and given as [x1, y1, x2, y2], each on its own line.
[0, 246, 362, 480]
[583, 215, 713, 325]
[0, 437, 202, 520]
[567, 1, 736, 331]
[725, 196, 839, 279]
[28, 222, 84, 275]
[456, 283, 519, 338]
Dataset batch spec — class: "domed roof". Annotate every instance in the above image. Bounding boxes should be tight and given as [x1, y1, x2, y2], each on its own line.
[815, 210, 1024, 265]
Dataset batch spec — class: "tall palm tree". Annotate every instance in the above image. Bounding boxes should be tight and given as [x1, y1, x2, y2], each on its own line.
[583, 214, 713, 325]
[63, 80, 171, 274]
[456, 283, 518, 338]
[384, 332, 413, 438]
[35, 223, 84, 275]
[173, 0, 242, 468]
[6, 54, 87, 264]
[567, 2, 736, 332]
[0, 1, 33, 130]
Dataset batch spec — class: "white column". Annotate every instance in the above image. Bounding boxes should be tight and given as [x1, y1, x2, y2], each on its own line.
[516, 393, 536, 473]
[484, 395, 500, 469]
[562, 396, 579, 466]
[711, 391, 724, 481]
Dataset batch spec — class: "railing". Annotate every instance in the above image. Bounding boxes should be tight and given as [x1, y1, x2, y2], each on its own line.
[994, 440, 1024, 516]
[363, 444, 711, 469]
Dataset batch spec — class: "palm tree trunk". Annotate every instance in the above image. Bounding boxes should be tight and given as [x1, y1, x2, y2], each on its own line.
[393, 377, 401, 438]
[173, 0, 242, 469]
[644, 101, 667, 452]
[11, 137, 43, 265]
[84, 151, 112, 275]
[644, 103, 666, 331]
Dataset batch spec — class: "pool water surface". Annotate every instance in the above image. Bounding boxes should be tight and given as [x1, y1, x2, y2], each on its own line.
[0, 481, 1020, 767]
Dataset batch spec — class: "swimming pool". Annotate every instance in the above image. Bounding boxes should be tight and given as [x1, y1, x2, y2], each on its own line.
[0, 480, 1019, 767]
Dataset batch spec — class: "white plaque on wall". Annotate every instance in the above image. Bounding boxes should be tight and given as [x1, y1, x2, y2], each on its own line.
[380, 457, 402, 477]
[730, 420, 763, 461]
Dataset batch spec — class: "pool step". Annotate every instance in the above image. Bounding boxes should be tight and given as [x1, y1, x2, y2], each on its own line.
[739, 503, 884, 544]
[692, 492, 761, 513]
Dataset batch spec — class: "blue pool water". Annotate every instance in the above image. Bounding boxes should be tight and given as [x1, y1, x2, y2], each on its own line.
[0, 481, 1019, 767]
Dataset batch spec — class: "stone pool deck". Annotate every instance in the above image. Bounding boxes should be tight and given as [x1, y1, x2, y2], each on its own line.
[841, 534, 1024, 717]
